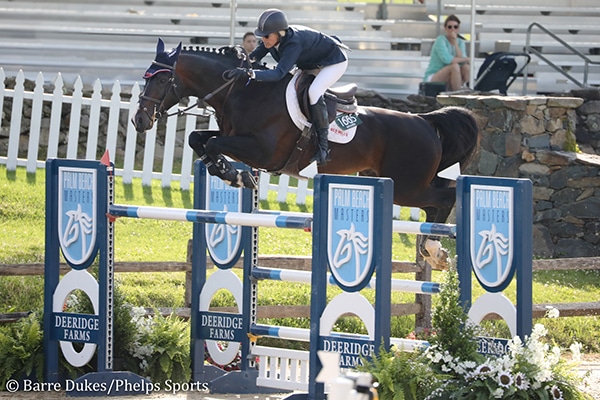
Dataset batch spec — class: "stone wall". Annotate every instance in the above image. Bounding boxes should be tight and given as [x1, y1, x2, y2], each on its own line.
[437, 95, 600, 258]
[572, 89, 600, 155]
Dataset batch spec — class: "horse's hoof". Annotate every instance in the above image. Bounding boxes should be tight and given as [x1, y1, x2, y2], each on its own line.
[420, 239, 449, 271]
[240, 171, 258, 190]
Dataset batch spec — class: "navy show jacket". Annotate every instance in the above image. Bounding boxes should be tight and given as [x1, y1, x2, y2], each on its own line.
[250, 25, 347, 82]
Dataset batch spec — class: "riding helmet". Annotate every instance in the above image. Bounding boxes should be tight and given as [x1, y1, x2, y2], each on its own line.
[254, 9, 289, 37]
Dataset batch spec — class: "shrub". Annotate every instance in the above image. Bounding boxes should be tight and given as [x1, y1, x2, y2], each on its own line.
[0, 312, 44, 390]
[128, 307, 191, 383]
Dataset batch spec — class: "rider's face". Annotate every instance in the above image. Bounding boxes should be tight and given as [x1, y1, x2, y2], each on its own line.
[261, 32, 279, 49]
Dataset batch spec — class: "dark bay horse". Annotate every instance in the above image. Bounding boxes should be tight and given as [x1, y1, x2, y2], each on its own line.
[132, 39, 480, 268]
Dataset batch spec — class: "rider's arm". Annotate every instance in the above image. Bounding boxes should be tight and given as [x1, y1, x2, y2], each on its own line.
[252, 41, 301, 81]
[249, 43, 269, 64]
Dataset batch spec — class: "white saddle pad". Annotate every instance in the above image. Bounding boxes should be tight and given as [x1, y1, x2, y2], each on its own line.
[285, 73, 360, 144]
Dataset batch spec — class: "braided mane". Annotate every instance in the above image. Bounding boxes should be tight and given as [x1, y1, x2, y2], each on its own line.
[180, 44, 268, 70]
[181, 45, 246, 60]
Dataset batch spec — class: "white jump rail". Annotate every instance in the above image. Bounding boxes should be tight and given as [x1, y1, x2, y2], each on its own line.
[253, 345, 310, 392]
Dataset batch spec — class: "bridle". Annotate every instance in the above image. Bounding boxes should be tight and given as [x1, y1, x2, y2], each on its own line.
[137, 61, 182, 122]
[138, 48, 250, 123]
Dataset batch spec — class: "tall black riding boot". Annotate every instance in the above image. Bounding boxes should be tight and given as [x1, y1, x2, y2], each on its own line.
[309, 96, 330, 166]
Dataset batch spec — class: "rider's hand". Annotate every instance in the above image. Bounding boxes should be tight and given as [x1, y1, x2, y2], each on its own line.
[224, 68, 254, 80]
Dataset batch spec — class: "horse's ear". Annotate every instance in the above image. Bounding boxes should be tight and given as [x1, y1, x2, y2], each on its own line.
[157, 38, 165, 54]
[174, 42, 182, 58]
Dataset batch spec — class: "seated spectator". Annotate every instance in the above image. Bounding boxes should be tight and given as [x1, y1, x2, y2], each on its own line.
[423, 14, 470, 91]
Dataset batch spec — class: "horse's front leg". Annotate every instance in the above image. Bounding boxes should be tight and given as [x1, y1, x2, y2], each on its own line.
[189, 130, 256, 188]
[188, 129, 218, 161]
[203, 135, 260, 190]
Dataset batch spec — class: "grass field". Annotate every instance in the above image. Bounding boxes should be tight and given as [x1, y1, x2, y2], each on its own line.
[1, 165, 599, 352]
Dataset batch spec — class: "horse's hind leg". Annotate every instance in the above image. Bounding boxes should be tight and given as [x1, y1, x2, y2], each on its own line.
[417, 185, 457, 271]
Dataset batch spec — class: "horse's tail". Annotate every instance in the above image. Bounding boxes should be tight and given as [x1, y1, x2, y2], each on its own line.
[420, 106, 480, 173]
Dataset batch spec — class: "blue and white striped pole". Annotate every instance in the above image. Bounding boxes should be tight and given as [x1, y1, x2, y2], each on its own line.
[392, 220, 456, 238]
[251, 267, 440, 295]
[108, 204, 312, 230]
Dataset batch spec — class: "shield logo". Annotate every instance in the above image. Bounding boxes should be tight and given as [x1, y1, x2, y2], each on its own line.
[470, 185, 514, 292]
[327, 184, 374, 291]
[205, 174, 242, 268]
[58, 167, 97, 269]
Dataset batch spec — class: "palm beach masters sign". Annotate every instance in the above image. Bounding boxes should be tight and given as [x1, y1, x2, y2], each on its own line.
[328, 183, 374, 292]
[470, 184, 514, 292]
[58, 166, 98, 269]
[205, 173, 242, 268]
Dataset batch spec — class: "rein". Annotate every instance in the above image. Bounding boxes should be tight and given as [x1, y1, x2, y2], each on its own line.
[140, 50, 248, 121]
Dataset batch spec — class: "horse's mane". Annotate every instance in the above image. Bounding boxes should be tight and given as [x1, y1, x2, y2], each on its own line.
[180, 45, 269, 70]
[181, 45, 241, 58]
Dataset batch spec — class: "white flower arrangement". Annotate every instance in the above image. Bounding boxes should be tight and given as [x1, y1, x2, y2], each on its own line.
[421, 323, 587, 399]
[362, 265, 591, 400]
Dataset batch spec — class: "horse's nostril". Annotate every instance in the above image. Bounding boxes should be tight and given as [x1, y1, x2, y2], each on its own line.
[132, 115, 146, 132]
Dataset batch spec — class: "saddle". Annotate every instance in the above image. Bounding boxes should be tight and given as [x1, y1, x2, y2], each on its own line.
[295, 71, 358, 122]
[273, 71, 361, 178]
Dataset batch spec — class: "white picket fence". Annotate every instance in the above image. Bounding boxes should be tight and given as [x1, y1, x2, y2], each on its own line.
[0, 67, 417, 217]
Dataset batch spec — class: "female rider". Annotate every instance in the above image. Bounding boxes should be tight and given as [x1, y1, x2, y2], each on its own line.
[228, 9, 349, 166]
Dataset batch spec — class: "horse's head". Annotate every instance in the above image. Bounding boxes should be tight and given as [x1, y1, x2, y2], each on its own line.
[132, 38, 183, 133]
[132, 39, 252, 133]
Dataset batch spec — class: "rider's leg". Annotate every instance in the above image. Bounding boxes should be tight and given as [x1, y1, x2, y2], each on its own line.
[308, 58, 348, 166]
[308, 96, 330, 165]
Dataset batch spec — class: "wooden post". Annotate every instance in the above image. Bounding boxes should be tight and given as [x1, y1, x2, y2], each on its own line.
[415, 235, 432, 332]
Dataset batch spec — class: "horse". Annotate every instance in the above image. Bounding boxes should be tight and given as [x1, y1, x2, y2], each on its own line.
[132, 38, 480, 269]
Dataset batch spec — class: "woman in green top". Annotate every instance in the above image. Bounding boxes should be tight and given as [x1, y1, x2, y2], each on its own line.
[424, 14, 470, 91]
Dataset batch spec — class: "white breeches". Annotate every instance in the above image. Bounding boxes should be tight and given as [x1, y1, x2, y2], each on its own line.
[308, 58, 348, 105]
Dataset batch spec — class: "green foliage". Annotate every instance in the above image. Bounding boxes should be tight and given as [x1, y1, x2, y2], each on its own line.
[128, 309, 191, 383]
[0, 312, 44, 390]
[424, 323, 592, 400]
[359, 345, 442, 400]
[429, 262, 481, 363]
[112, 284, 139, 372]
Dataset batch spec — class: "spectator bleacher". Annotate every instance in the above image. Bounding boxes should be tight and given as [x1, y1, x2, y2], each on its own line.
[1, 0, 599, 97]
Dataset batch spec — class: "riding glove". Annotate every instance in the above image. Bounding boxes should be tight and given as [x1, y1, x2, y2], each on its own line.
[225, 68, 255, 80]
